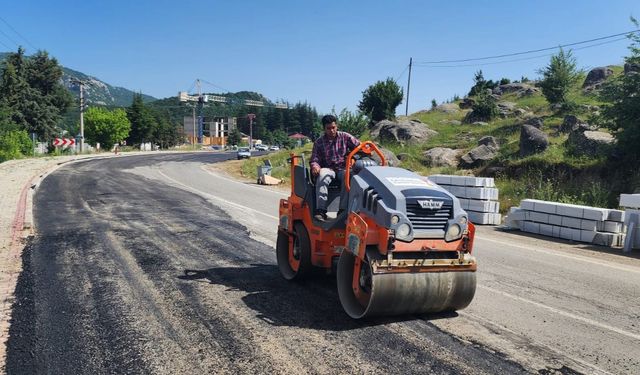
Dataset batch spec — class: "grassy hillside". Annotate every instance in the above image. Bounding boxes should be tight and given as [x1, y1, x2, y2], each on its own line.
[244, 66, 638, 214]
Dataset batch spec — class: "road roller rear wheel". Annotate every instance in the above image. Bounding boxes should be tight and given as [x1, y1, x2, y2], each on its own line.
[337, 250, 477, 319]
[276, 222, 311, 280]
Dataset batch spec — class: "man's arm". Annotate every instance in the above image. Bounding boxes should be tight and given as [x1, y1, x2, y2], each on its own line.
[346, 132, 361, 151]
[310, 140, 322, 176]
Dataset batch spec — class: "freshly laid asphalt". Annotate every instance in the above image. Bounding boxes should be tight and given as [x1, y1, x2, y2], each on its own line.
[5, 152, 639, 374]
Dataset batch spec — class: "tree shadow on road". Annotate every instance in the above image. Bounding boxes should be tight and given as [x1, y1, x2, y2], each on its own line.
[177, 264, 428, 331]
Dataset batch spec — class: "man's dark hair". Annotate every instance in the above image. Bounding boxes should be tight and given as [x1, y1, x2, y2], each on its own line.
[321, 114, 338, 127]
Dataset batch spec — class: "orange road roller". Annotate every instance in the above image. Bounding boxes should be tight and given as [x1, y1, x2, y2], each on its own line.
[276, 141, 477, 319]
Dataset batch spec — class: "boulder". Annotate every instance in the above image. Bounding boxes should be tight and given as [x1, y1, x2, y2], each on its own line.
[478, 136, 498, 149]
[525, 117, 544, 129]
[560, 115, 598, 133]
[472, 121, 489, 126]
[458, 98, 475, 109]
[497, 101, 517, 118]
[519, 125, 549, 156]
[583, 67, 613, 87]
[433, 103, 460, 114]
[439, 119, 461, 126]
[370, 119, 438, 145]
[377, 147, 400, 166]
[396, 153, 410, 161]
[423, 147, 461, 168]
[459, 145, 498, 169]
[567, 130, 615, 156]
[625, 62, 640, 74]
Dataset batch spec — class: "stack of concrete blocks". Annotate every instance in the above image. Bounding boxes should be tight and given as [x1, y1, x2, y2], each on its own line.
[620, 194, 640, 252]
[428, 175, 501, 225]
[505, 199, 626, 247]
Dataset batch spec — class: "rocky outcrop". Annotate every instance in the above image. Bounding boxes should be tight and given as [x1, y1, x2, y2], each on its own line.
[423, 147, 461, 168]
[519, 125, 548, 156]
[625, 62, 640, 74]
[458, 98, 475, 109]
[433, 103, 460, 114]
[459, 137, 500, 169]
[560, 115, 597, 133]
[583, 67, 613, 87]
[459, 145, 498, 169]
[492, 83, 539, 97]
[497, 101, 517, 117]
[566, 130, 615, 156]
[525, 117, 544, 129]
[370, 119, 438, 145]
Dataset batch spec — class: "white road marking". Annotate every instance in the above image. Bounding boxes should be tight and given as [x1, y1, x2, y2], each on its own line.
[458, 311, 614, 375]
[157, 169, 279, 220]
[200, 165, 289, 197]
[475, 235, 640, 275]
[479, 285, 640, 341]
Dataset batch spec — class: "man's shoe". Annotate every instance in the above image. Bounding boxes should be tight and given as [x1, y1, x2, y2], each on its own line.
[314, 210, 328, 221]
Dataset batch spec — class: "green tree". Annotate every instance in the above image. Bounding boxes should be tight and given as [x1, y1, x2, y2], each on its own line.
[335, 108, 367, 137]
[599, 19, 640, 161]
[0, 48, 71, 140]
[228, 126, 242, 146]
[358, 78, 403, 122]
[84, 107, 131, 150]
[467, 88, 498, 122]
[127, 93, 156, 144]
[537, 48, 581, 107]
[153, 110, 181, 149]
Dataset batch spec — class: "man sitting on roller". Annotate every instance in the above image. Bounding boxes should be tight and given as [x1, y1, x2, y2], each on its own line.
[310, 114, 360, 222]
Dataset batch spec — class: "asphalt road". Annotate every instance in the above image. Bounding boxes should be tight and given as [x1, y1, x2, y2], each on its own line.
[6, 152, 640, 374]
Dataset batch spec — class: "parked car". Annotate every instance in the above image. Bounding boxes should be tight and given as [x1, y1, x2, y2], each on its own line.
[269, 145, 280, 151]
[237, 147, 251, 159]
[255, 144, 268, 151]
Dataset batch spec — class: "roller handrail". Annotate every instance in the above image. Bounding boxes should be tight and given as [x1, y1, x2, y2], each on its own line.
[345, 141, 386, 192]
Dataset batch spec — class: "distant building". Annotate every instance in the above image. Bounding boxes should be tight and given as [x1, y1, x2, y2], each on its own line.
[183, 116, 237, 145]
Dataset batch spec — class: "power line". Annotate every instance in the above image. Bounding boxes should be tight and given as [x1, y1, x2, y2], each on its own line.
[0, 16, 38, 51]
[199, 78, 232, 93]
[415, 36, 629, 68]
[0, 38, 12, 51]
[417, 29, 639, 64]
[394, 64, 409, 83]
[0, 28, 20, 49]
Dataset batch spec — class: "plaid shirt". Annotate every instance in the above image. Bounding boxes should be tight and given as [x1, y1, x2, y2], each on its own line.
[310, 131, 360, 171]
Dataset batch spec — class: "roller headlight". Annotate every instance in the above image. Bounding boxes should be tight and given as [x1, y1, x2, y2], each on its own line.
[458, 216, 468, 226]
[390, 215, 400, 225]
[445, 223, 462, 242]
[396, 223, 411, 238]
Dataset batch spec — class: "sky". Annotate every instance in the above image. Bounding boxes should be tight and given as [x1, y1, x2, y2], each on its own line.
[2, 1, 640, 116]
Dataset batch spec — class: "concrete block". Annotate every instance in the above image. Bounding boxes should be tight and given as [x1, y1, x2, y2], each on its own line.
[580, 230, 596, 243]
[552, 225, 562, 238]
[463, 187, 499, 200]
[624, 209, 640, 226]
[561, 216, 582, 229]
[429, 175, 450, 185]
[523, 221, 540, 234]
[557, 204, 583, 218]
[534, 201, 557, 214]
[449, 175, 468, 186]
[620, 194, 640, 209]
[592, 232, 625, 247]
[467, 211, 501, 225]
[505, 208, 524, 229]
[539, 224, 554, 237]
[520, 199, 538, 211]
[597, 221, 623, 233]
[607, 209, 625, 222]
[528, 211, 549, 223]
[464, 176, 495, 187]
[580, 219, 598, 231]
[548, 214, 563, 226]
[466, 199, 499, 213]
[560, 227, 581, 241]
[582, 207, 608, 221]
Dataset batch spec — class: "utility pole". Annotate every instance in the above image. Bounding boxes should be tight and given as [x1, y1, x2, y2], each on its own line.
[70, 79, 86, 152]
[192, 105, 196, 147]
[405, 57, 412, 117]
[247, 114, 256, 148]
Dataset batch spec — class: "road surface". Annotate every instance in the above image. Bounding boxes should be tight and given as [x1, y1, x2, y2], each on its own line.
[6, 152, 640, 374]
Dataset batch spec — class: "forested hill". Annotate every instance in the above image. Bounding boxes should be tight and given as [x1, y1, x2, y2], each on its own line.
[0, 52, 156, 107]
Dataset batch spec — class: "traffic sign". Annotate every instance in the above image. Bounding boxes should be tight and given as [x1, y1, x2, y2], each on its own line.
[53, 138, 76, 148]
